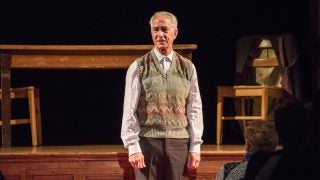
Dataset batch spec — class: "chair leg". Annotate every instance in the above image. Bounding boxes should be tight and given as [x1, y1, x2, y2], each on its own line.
[34, 89, 42, 145]
[216, 89, 223, 145]
[28, 88, 42, 146]
[262, 88, 268, 120]
[241, 98, 249, 136]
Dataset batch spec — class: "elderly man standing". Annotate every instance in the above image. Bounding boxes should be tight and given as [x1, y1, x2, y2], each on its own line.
[121, 11, 203, 180]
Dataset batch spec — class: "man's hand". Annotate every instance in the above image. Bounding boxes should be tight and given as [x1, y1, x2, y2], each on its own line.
[128, 152, 146, 169]
[187, 152, 201, 170]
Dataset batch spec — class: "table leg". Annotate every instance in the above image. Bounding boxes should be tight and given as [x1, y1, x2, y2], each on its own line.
[1, 53, 12, 147]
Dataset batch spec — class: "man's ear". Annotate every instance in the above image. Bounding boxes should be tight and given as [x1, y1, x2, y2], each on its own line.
[174, 29, 178, 38]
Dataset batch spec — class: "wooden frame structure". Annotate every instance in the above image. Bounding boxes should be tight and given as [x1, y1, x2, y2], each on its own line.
[0, 44, 197, 147]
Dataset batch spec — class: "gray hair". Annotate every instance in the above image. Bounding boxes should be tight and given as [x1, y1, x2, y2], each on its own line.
[245, 121, 279, 152]
[149, 11, 178, 29]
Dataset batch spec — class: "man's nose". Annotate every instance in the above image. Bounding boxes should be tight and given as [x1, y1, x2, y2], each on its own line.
[158, 31, 165, 37]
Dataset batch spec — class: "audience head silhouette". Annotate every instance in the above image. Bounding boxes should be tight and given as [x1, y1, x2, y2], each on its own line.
[273, 102, 310, 148]
[244, 120, 279, 152]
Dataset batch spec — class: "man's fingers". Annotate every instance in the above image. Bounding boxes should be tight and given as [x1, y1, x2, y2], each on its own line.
[187, 152, 201, 170]
[129, 153, 146, 169]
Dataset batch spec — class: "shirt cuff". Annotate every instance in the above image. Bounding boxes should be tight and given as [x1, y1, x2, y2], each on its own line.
[189, 144, 201, 154]
[128, 142, 142, 156]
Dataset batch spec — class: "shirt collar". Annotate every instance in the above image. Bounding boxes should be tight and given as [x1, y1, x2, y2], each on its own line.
[153, 48, 174, 62]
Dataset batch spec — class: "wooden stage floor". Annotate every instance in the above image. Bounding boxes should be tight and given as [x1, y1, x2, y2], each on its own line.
[0, 144, 245, 155]
[0, 144, 245, 179]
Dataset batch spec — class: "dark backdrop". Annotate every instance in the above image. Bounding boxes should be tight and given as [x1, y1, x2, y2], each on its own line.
[0, 0, 313, 146]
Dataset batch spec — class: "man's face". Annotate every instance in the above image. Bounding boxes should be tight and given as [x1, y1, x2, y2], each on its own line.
[151, 15, 178, 53]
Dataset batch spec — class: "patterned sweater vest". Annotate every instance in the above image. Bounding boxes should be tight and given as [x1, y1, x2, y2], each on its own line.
[136, 51, 193, 138]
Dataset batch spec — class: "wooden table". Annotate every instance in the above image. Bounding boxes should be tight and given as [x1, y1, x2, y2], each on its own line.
[0, 44, 197, 147]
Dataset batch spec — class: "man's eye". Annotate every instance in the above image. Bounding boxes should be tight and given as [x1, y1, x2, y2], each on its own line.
[161, 28, 169, 32]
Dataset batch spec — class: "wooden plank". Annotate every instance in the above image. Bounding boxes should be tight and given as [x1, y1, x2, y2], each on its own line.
[0, 145, 244, 179]
[0, 44, 197, 51]
[0, 44, 197, 69]
[249, 58, 279, 67]
[0, 119, 30, 126]
[10, 54, 146, 69]
[222, 116, 265, 120]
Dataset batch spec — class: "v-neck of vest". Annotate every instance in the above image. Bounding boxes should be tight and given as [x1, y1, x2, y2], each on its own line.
[153, 54, 176, 78]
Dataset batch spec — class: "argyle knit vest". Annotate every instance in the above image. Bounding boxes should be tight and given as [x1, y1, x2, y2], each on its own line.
[136, 50, 193, 138]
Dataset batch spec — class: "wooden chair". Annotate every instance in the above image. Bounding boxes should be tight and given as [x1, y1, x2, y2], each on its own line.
[216, 38, 283, 145]
[216, 86, 283, 145]
[0, 86, 42, 146]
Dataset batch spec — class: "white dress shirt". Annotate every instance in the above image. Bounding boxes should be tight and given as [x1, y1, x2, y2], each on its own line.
[121, 48, 203, 156]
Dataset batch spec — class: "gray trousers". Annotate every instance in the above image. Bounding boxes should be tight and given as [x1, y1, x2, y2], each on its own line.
[134, 137, 189, 180]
